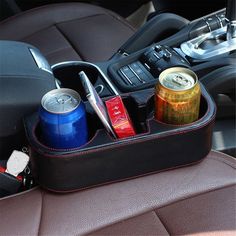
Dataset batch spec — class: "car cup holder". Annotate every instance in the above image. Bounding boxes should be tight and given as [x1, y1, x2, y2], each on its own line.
[24, 83, 216, 192]
[52, 61, 119, 101]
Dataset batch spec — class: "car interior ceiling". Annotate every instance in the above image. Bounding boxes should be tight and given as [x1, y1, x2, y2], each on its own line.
[0, 0, 235, 234]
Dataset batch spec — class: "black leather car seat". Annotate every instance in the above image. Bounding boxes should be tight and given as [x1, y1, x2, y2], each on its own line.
[0, 151, 235, 235]
[0, 3, 135, 65]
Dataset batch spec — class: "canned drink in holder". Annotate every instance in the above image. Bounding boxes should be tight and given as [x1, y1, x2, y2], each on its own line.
[155, 67, 201, 125]
[39, 88, 88, 149]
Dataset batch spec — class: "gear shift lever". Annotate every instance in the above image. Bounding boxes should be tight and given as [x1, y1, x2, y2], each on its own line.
[181, 0, 236, 60]
[226, 0, 236, 40]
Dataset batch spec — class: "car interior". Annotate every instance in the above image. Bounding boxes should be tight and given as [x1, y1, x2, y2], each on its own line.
[0, 0, 235, 235]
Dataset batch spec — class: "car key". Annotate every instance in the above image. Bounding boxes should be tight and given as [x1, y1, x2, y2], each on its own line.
[5, 150, 29, 177]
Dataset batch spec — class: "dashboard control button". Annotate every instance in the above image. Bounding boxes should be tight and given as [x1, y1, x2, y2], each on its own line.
[130, 62, 143, 74]
[163, 50, 172, 60]
[119, 66, 135, 85]
[120, 66, 135, 78]
[128, 65, 145, 84]
[138, 73, 152, 82]
[155, 45, 162, 52]
[153, 52, 160, 60]
[147, 53, 158, 64]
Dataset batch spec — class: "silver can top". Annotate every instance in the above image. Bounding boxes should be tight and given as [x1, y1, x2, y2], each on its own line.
[41, 88, 81, 114]
[159, 67, 197, 91]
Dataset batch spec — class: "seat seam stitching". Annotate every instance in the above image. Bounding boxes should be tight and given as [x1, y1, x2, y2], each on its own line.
[209, 154, 236, 169]
[43, 45, 79, 58]
[20, 24, 58, 42]
[37, 190, 44, 235]
[86, 211, 171, 235]
[21, 25, 81, 58]
[82, 216, 138, 235]
[154, 184, 236, 235]
[54, 24, 85, 61]
[55, 13, 105, 25]
[104, 10, 136, 32]
[153, 211, 171, 235]
[155, 184, 236, 211]
[9, 13, 105, 41]
[0, 4, 107, 26]
[211, 157, 236, 169]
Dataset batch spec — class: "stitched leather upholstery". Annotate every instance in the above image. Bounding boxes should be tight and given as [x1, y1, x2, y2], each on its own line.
[0, 151, 235, 235]
[0, 3, 135, 65]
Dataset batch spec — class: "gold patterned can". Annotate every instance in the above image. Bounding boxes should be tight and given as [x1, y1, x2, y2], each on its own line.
[155, 67, 201, 125]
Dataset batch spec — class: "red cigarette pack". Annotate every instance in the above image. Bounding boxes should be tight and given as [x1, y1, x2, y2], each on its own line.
[105, 96, 136, 139]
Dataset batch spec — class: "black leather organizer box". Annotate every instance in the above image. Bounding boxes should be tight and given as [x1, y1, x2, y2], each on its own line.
[24, 72, 216, 192]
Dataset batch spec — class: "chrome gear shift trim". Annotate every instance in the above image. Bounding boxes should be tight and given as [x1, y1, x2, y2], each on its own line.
[180, 26, 236, 60]
[226, 20, 236, 40]
[226, 0, 236, 40]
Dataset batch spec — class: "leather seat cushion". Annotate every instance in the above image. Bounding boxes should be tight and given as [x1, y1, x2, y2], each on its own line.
[90, 186, 235, 236]
[0, 3, 135, 65]
[0, 151, 235, 235]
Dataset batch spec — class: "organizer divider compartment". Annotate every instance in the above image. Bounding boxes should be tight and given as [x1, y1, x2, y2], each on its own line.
[52, 61, 118, 100]
[25, 83, 216, 192]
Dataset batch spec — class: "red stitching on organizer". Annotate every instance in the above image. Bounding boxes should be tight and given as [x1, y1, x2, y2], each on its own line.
[38, 154, 208, 193]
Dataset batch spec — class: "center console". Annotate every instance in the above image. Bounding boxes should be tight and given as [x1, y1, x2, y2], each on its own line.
[106, 7, 235, 94]
[50, 2, 236, 98]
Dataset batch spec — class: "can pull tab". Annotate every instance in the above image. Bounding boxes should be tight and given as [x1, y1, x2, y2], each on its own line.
[57, 94, 73, 104]
[172, 75, 190, 87]
[5, 151, 30, 177]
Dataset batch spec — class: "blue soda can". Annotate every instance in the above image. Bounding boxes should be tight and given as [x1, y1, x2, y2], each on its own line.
[39, 88, 88, 149]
